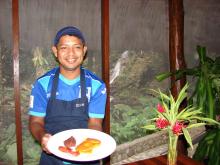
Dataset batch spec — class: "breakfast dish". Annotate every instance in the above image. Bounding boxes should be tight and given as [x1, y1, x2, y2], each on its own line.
[47, 129, 116, 161]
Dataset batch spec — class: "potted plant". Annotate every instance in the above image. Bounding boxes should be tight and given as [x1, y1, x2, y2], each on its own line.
[143, 83, 219, 165]
[155, 45, 220, 164]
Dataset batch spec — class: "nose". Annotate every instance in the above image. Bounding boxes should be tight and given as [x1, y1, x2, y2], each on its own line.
[68, 47, 75, 56]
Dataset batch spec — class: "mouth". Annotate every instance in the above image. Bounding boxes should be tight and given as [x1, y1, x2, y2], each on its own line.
[66, 58, 77, 63]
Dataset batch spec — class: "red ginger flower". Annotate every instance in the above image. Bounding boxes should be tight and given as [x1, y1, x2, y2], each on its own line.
[156, 118, 170, 129]
[172, 121, 184, 135]
[157, 103, 165, 113]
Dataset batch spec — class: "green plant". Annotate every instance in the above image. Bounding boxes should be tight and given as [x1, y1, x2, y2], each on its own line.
[193, 128, 220, 165]
[110, 96, 159, 144]
[156, 45, 220, 165]
[156, 46, 220, 120]
[143, 83, 219, 165]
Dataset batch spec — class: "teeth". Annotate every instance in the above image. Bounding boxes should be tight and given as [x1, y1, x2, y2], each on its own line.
[67, 59, 76, 63]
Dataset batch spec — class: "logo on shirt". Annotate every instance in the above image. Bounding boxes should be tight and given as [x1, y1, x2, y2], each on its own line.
[78, 87, 91, 101]
[76, 103, 85, 108]
[101, 88, 106, 94]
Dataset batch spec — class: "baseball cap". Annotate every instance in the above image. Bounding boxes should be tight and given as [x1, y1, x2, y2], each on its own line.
[54, 26, 85, 46]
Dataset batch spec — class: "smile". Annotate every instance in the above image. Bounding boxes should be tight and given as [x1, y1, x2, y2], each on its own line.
[67, 58, 77, 63]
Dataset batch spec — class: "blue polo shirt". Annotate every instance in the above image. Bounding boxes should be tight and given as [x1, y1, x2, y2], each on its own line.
[28, 67, 106, 118]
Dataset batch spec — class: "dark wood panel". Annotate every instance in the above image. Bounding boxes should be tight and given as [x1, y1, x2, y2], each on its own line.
[126, 154, 204, 165]
[168, 0, 187, 155]
[102, 0, 110, 165]
[12, 0, 23, 165]
[102, 0, 110, 135]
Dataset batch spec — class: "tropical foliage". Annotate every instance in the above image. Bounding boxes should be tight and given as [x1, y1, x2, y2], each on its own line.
[143, 83, 219, 165]
[110, 50, 168, 144]
[143, 83, 219, 149]
[110, 97, 158, 144]
[193, 128, 220, 165]
[156, 45, 220, 165]
[156, 45, 220, 120]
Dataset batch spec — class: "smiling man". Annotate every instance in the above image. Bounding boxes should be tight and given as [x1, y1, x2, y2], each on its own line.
[28, 26, 107, 165]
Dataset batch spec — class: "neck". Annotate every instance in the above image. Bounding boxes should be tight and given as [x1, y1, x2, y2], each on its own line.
[59, 67, 81, 80]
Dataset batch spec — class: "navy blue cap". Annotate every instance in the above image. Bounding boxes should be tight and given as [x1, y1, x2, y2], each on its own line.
[54, 26, 85, 46]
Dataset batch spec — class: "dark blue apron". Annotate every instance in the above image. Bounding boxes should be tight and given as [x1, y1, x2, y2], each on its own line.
[39, 68, 100, 165]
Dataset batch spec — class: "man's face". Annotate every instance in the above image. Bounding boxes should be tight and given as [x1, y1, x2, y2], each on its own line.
[52, 35, 87, 72]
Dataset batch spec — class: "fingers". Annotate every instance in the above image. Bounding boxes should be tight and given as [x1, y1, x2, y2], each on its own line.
[41, 133, 52, 154]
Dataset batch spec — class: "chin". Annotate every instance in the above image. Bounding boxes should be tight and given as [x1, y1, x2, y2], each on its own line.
[61, 65, 80, 72]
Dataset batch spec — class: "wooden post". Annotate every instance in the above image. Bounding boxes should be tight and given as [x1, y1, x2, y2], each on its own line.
[12, 0, 23, 164]
[101, 0, 110, 164]
[169, 0, 187, 155]
[101, 0, 110, 135]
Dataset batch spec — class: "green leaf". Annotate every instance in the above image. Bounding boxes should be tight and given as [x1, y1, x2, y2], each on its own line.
[182, 128, 193, 149]
[156, 72, 173, 81]
[192, 117, 220, 125]
[142, 125, 157, 130]
[187, 123, 206, 129]
[197, 45, 206, 64]
[158, 89, 170, 101]
[177, 108, 202, 120]
[175, 83, 188, 106]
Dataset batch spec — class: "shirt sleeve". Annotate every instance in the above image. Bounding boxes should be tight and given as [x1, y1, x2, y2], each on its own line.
[88, 83, 107, 118]
[28, 81, 48, 117]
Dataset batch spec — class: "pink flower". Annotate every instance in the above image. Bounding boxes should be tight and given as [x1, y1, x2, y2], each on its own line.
[157, 103, 165, 113]
[156, 118, 170, 129]
[172, 121, 184, 135]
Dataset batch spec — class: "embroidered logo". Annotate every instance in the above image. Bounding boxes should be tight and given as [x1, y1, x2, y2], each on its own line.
[101, 88, 106, 94]
[76, 103, 85, 108]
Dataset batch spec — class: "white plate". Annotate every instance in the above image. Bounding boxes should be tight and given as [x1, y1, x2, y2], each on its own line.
[47, 129, 116, 162]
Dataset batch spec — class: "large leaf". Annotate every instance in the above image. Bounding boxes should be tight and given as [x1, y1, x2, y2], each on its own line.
[192, 117, 219, 125]
[187, 123, 206, 129]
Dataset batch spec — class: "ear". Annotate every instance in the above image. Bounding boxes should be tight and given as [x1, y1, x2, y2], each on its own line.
[83, 46, 87, 57]
[52, 46, 58, 58]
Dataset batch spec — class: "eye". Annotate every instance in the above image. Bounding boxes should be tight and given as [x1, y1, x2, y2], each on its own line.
[60, 46, 67, 50]
[76, 46, 81, 49]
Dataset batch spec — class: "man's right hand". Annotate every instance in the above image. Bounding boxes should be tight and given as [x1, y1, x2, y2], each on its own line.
[41, 133, 52, 154]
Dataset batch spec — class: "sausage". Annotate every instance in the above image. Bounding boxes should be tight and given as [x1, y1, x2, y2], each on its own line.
[58, 146, 80, 156]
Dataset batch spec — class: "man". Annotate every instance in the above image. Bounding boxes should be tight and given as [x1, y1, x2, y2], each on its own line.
[28, 26, 107, 164]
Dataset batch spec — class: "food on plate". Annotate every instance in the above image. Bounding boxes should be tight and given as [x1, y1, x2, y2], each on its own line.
[58, 146, 80, 156]
[86, 138, 101, 144]
[58, 137, 101, 156]
[64, 136, 76, 148]
[76, 138, 101, 154]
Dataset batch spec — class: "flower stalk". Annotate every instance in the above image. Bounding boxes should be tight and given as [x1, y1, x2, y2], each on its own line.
[168, 132, 178, 165]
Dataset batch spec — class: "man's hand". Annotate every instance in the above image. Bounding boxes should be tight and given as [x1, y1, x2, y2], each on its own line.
[29, 116, 52, 153]
[41, 133, 52, 153]
[88, 118, 103, 131]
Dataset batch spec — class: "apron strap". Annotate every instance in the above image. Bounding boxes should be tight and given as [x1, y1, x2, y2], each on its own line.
[80, 68, 87, 98]
[50, 68, 87, 99]
[50, 68, 60, 99]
